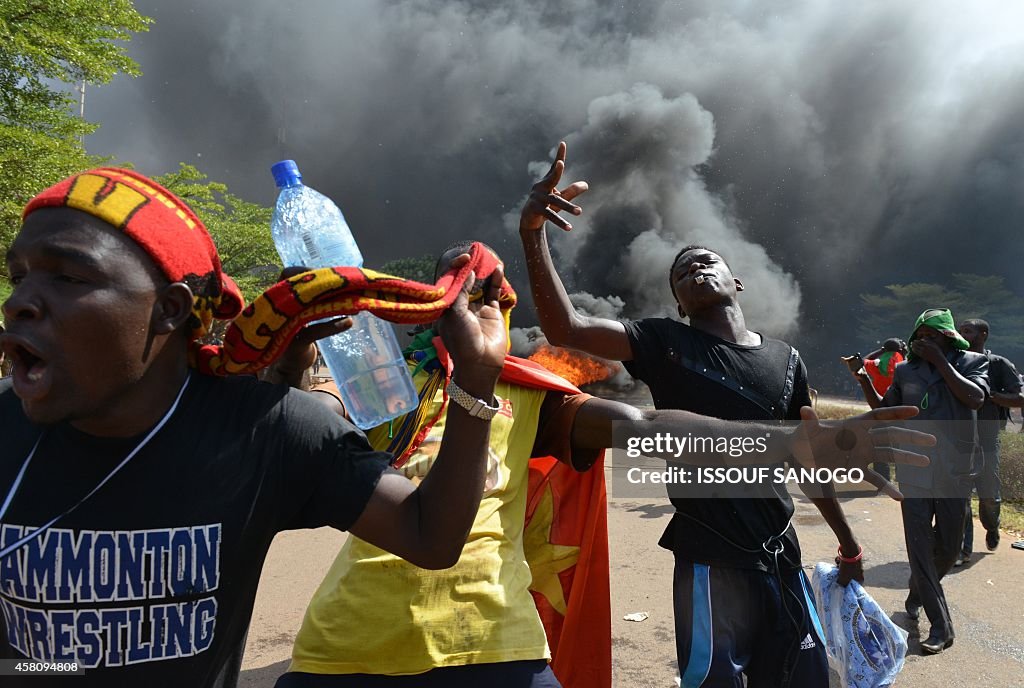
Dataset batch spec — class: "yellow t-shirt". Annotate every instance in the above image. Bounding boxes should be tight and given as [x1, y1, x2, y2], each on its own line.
[289, 376, 549, 675]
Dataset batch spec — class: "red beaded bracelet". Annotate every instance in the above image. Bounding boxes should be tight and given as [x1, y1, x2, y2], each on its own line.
[837, 545, 864, 563]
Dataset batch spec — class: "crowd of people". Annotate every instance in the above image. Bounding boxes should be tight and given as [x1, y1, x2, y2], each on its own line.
[844, 312, 1023, 655]
[0, 144, 1017, 687]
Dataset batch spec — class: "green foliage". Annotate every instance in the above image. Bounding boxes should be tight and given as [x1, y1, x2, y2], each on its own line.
[0, 4, 281, 313]
[858, 274, 1024, 355]
[155, 164, 280, 302]
[1, 160, 279, 308]
[0, 121, 103, 249]
[0, 0, 150, 278]
[380, 254, 436, 283]
[1001, 431, 1024, 504]
[0, 0, 149, 130]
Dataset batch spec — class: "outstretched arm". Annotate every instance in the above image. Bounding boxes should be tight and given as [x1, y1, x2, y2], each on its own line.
[574, 397, 876, 583]
[519, 142, 633, 361]
[568, 397, 934, 499]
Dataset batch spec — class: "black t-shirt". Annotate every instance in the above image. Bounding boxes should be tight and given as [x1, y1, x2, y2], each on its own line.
[0, 374, 392, 687]
[978, 351, 1022, 446]
[623, 318, 811, 572]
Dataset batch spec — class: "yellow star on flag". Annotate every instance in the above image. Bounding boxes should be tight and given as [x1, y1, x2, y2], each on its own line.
[525, 484, 580, 615]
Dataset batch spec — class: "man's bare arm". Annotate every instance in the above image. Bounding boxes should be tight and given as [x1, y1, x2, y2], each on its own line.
[800, 483, 863, 585]
[519, 142, 633, 361]
[262, 258, 504, 569]
[992, 392, 1024, 408]
[854, 371, 884, 409]
[567, 397, 933, 492]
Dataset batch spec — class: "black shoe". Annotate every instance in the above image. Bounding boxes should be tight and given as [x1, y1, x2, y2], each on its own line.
[987, 530, 1000, 550]
[905, 598, 921, 621]
[921, 634, 954, 655]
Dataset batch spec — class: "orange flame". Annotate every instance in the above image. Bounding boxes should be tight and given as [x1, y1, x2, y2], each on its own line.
[527, 344, 616, 387]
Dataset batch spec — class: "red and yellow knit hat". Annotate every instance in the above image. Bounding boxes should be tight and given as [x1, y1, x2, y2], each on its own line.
[22, 167, 244, 340]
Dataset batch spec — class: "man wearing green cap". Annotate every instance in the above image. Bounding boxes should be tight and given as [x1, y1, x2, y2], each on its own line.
[860, 308, 988, 655]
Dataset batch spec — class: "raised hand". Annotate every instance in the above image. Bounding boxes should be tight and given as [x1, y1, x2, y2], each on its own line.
[520, 141, 589, 233]
[437, 254, 506, 390]
[262, 266, 352, 387]
[911, 338, 946, 366]
[840, 354, 865, 377]
[791, 405, 935, 501]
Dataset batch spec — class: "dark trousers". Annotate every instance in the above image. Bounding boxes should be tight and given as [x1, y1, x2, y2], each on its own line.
[962, 441, 1001, 557]
[274, 661, 561, 688]
[672, 557, 827, 687]
[901, 491, 966, 638]
[962, 499, 1001, 556]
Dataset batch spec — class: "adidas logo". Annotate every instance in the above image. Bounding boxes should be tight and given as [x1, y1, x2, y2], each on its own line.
[800, 633, 816, 650]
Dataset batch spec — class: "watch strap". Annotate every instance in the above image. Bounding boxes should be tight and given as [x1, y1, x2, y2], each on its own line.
[447, 380, 500, 420]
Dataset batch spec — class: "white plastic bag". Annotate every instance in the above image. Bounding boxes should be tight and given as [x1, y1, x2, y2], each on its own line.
[810, 563, 908, 688]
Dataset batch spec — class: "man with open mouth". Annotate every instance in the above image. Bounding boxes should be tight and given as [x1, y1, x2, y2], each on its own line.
[517, 142, 906, 687]
[0, 167, 507, 687]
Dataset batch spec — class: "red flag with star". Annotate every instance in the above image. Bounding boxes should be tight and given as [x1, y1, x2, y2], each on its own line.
[503, 358, 612, 688]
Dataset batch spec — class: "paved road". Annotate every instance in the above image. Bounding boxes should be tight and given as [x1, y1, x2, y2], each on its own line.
[239, 464, 1024, 687]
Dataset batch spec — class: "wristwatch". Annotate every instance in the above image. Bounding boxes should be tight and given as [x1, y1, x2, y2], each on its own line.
[447, 379, 501, 420]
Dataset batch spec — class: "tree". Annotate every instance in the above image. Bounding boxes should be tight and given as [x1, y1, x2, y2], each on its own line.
[859, 274, 1024, 355]
[0, 1, 147, 128]
[156, 164, 280, 303]
[0, 0, 150, 289]
[1, 162, 279, 315]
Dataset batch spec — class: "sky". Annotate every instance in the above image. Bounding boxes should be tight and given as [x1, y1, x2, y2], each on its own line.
[85, 0, 1024, 391]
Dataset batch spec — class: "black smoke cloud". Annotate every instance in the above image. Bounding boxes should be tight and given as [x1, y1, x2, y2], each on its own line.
[87, 0, 1024, 390]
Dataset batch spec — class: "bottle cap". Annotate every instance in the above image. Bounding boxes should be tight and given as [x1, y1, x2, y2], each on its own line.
[271, 160, 302, 187]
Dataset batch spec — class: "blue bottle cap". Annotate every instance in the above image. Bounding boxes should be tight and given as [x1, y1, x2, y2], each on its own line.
[271, 160, 302, 187]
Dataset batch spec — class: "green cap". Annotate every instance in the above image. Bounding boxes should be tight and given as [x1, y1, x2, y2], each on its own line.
[907, 308, 970, 360]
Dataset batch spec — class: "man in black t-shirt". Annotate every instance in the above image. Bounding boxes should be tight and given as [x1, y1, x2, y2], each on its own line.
[957, 319, 1023, 557]
[517, 143, 894, 687]
[0, 168, 508, 687]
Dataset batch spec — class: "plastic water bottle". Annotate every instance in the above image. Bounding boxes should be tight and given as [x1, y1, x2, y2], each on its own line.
[270, 160, 418, 429]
